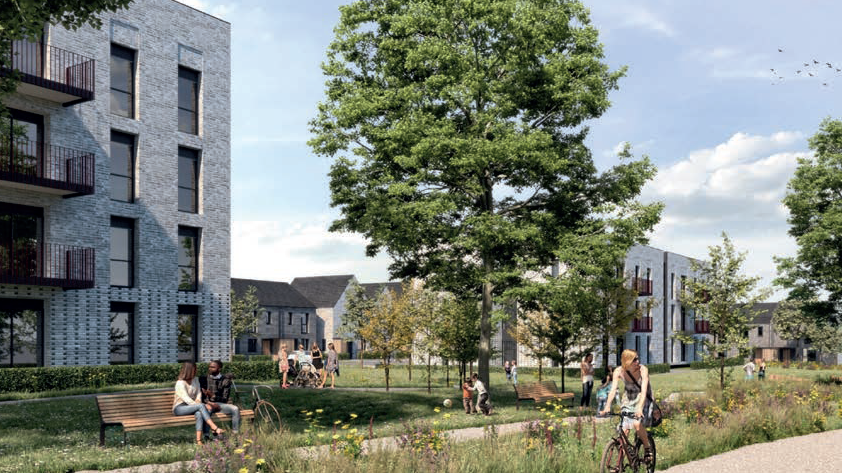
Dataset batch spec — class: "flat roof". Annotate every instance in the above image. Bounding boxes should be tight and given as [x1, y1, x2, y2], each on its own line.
[172, 0, 230, 24]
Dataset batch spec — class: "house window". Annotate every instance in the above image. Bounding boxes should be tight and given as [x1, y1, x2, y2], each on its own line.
[680, 275, 687, 297]
[681, 306, 686, 331]
[646, 336, 651, 364]
[109, 302, 134, 364]
[110, 44, 135, 118]
[247, 338, 258, 353]
[177, 305, 199, 362]
[635, 335, 640, 355]
[670, 305, 676, 331]
[0, 298, 44, 367]
[178, 147, 199, 213]
[266, 311, 271, 325]
[178, 67, 199, 134]
[645, 267, 651, 281]
[0, 202, 43, 276]
[758, 326, 763, 337]
[670, 273, 675, 299]
[2, 109, 43, 158]
[681, 342, 686, 362]
[288, 312, 293, 325]
[634, 265, 640, 279]
[110, 131, 135, 202]
[177, 226, 199, 291]
[110, 217, 134, 287]
[301, 313, 309, 334]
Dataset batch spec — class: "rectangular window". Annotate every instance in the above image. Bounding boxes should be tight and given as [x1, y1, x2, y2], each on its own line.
[247, 338, 258, 353]
[177, 226, 199, 291]
[758, 326, 763, 337]
[645, 267, 651, 280]
[0, 298, 44, 367]
[646, 336, 651, 364]
[680, 275, 687, 297]
[288, 312, 293, 325]
[615, 337, 624, 367]
[177, 147, 199, 213]
[301, 313, 309, 334]
[177, 305, 199, 362]
[110, 131, 135, 202]
[635, 335, 640, 355]
[178, 67, 199, 134]
[109, 302, 134, 364]
[110, 44, 135, 118]
[110, 217, 134, 287]
[670, 273, 675, 299]
[634, 265, 640, 278]
[681, 306, 686, 331]
[681, 342, 686, 362]
[670, 305, 676, 331]
[266, 311, 271, 325]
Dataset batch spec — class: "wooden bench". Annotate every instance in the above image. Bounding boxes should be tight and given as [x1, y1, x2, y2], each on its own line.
[514, 380, 575, 410]
[95, 390, 255, 446]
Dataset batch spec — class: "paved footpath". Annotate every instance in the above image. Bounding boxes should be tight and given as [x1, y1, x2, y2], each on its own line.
[659, 429, 842, 473]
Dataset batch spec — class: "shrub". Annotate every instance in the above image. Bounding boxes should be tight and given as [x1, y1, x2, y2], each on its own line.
[231, 355, 248, 362]
[338, 352, 351, 360]
[689, 357, 743, 370]
[0, 361, 279, 394]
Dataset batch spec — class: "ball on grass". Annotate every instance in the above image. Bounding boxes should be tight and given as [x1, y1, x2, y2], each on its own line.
[443, 398, 452, 408]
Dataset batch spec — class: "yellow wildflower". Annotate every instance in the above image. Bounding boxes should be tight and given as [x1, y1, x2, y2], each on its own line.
[334, 420, 342, 425]
[315, 409, 324, 413]
[256, 459, 266, 466]
[234, 448, 245, 454]
[239, 468, 249, 473]
[350, 413, 358, 419]
[333, 434, 340, 440]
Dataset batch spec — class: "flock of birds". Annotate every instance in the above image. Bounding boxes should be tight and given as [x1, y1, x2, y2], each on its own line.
[771, 48, 839, 87]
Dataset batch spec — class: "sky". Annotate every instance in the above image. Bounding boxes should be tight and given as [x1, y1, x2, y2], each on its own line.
[180, 0, 842, 298]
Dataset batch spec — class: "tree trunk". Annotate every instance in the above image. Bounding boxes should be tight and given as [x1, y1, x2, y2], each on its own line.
[360, 339, 365, 369]
[408, 350, 412, 381]
[446, 359, 450, 387]
[719, 356, 725, 391]
[480, 273, 493, 389]
[470, 361, 473, 377]
[385, 359, 391, 392]
[601, 329, 610, 373]
[427, 355, 432, 394]
[560, 354, 566, 393]
[538, 358, 543, 381]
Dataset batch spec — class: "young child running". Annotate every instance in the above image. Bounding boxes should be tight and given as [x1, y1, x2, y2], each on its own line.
[462, 377, 475, 414]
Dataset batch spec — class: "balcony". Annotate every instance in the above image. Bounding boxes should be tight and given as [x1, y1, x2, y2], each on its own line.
[4, 41, 95, 106]
[633, 277, 653, 296]
[632, 317, 653, 332]
[1, 139, 95, 196]
[0, 240, 95, 289]
[695, 320, 710, 334]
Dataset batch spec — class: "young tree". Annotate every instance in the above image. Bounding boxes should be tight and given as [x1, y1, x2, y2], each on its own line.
[405, 284, 445, 393]
[508, 309, 555, 381]
[310, 0, 656, 386]
[435, 296, 481, 384]
[359, 283, 416, 391]
[773, 299, 842, 361]
[230, 285, 261, 356]
[775, 118, 842, 327]
[338, 282, 375, 367]
[1, 0, 132, 109]
[679, 233, 771, 390]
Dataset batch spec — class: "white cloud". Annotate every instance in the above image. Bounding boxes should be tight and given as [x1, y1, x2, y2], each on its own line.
[231, 220, 393, 284]
[622, 8, 675, 37]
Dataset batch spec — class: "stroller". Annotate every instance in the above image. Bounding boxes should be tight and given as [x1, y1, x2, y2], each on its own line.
[292, 361, 321, 388]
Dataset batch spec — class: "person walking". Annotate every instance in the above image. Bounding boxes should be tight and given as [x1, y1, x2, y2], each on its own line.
[279, 344, 290, 388]
[320, 342, 339, 389]
[743, 359, 756, 381]
[311, 342, 324, 386]
[511, 360, 518, 386]
[758, 360, 767, 381]
[580, 353, 595, 407]
[599, 350, 655, 465]
[173, 362, 224, 445]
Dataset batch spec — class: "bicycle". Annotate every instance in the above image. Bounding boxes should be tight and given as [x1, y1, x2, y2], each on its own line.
[231, 381, 282, 432]
[600, 412, 656, 473]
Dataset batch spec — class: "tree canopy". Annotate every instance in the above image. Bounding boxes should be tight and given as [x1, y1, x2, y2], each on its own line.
[775, 118, 842, 326]
[310, 0, 655, 385]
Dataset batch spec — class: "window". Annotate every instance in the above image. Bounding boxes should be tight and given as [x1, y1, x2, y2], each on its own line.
[178, 67, 199, 134]
[266, 311, 271, 325]
[0, 298, 43, 367]
[301, 313, 309, 334]
[681, 306, 686, 331]
[670, 273, 675, 299]
[645, 267, 651, 281]
[634, 265, 639, 278]
[110, 44, 135, 118]
[247, 338, 258, 353]
[634, 335, 640, 354]
[109, 302, 134, 364]
[2, 108, 43, 157]
[615, 337, 624, 367]
[177, 226, 199, 291]
[178, 147, 199, 213]
[681, 342, 686, 362]
[758, 326, 764, 337]
[177, 305, 199, 362]
[110, 217, 134, 287]
[670, 305, 676, 331]
[110, 131, 135, 202]
[288, 312, 293, 325]
[646, 336, 651, 364]
[680, 275, 687, 297]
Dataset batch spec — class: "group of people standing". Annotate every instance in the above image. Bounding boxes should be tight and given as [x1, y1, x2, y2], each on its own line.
[742, 358, 767, 380]
[503, 360, 518, 385]
[278, 342, 339, 389]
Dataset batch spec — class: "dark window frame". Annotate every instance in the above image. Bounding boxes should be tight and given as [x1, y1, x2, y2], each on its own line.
[178, 67, 200, 134]
[177, 226, 199, 292]
[109, 301, 134, 364]
[177, 147, 199, 213]
[288, 312, 293, 325]
[109, 217, 134, 288]
[247, 338, 258, 353]
[0, 298, 44, 367]
[177, 305, 199, 362]
[110, 44, 136, 118]
[758, 326, 763, 337]
[301, 313, 309, 334]
[110, 131, 135, 203]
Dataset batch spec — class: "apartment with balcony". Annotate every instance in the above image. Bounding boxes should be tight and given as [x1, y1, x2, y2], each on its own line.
[0, 0, 231, 367]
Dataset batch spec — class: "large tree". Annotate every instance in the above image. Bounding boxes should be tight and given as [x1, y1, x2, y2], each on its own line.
[310, 0, 656, 386]
[0, 0, 131, 109]
[775, 118, 842, 326]
[679, 233, 771, 390]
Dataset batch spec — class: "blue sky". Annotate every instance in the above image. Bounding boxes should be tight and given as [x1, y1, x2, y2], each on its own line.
[183, 0, 842, 296]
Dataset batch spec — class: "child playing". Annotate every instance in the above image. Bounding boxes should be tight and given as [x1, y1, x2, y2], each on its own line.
[595, 367, 614, 416]
[462, 377, 475, 414]
[471, 373, 491, 416]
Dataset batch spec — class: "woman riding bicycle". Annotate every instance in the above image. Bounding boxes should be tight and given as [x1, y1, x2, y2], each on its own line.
[599, 349, 654, 464]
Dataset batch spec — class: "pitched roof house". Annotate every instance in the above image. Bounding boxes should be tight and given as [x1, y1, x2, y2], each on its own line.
[291, 275, 357, 351]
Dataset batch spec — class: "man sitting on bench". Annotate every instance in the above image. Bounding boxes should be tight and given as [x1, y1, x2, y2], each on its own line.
[201, 360, 241, 434]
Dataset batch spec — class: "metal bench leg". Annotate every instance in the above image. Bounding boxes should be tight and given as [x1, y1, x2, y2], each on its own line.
[100, 423, 106, 447]
[516, 397, 520, 410]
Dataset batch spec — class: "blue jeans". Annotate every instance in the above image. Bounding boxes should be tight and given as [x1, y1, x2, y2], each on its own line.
[202, 403, 241, 435]
[174, 403, 212, 432]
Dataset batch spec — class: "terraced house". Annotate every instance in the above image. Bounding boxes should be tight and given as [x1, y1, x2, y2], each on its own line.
[0, 0, 231, 366]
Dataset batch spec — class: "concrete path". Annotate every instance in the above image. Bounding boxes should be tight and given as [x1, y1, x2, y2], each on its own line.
[658, 429, 842, 473]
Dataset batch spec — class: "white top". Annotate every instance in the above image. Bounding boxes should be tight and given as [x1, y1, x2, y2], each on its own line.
[581, 361, 595, 383]
[473, 379, 488, 395]
[743, 362, 756, 375]
[173, 378, 202, 412]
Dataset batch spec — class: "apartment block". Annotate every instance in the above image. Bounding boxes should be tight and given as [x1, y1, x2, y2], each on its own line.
[0, 0, 231, 366]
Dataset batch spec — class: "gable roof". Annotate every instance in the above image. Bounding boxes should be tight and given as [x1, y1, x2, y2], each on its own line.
[231, 278, 315, 308]
[750, 302, 779, 325]
[291, 275, 355, 308]
[361, 282, 403, 299]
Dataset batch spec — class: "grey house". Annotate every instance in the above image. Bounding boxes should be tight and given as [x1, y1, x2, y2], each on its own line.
[0, 0, 231, 366]
[231, 278, 317, 356]
[291, 275, 356, 355]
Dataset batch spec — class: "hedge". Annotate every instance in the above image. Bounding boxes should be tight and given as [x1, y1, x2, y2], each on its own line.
[0, 361, 279, 394]
[689, 357, 744, 370]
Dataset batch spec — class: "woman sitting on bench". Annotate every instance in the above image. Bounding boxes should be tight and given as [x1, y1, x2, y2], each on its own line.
[173, 362, 225, 445]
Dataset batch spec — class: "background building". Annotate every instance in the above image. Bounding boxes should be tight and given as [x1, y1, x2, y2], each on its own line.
[0, 0, 231, 366]
[291, 274, 355, 354]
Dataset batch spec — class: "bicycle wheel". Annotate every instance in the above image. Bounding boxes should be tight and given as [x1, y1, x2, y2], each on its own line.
[600, 439, 626, 473]
[634, 432, 656, 473]
[254, 400, 282, 432]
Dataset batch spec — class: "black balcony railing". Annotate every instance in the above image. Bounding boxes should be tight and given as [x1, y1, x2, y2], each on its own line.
[632, 317, 653, 332]
[695, 320, 710, 334]
[0, 240, 94, 289]
[633, 277, 653, 296]
[5, 41, 95, 105]
[0, 139, 95, 194]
